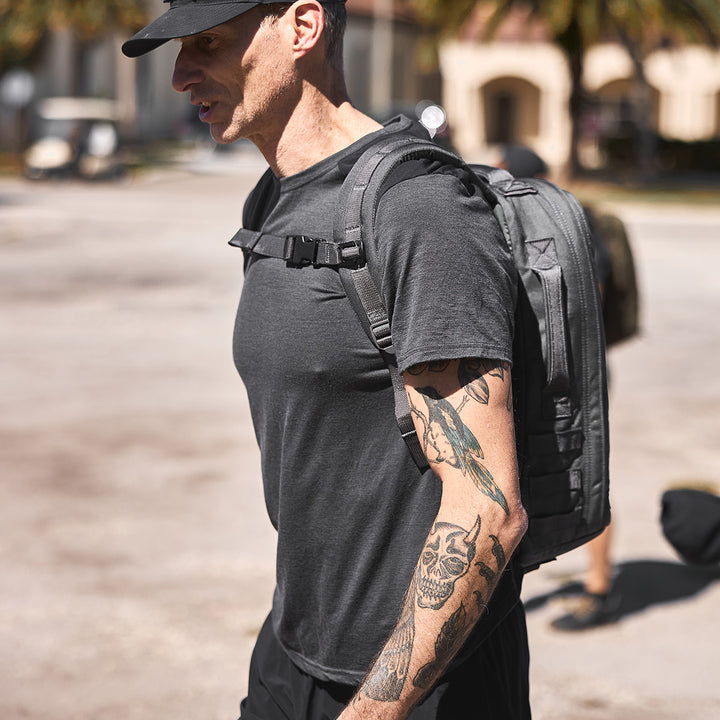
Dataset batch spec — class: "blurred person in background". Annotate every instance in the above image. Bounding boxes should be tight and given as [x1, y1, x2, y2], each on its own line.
[123, 2, 530, 718]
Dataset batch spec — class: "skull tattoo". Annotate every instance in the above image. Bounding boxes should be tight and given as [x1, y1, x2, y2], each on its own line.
[416, 517, 482, 610]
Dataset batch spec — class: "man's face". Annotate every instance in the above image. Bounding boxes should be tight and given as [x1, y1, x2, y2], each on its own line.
[171, 9, 297, 145]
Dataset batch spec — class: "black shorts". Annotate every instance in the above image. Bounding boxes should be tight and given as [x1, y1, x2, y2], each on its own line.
[239, 602, 530, 720]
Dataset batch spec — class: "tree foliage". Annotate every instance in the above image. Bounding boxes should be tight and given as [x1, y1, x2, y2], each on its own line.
[408, 0, 720, 47]
[0, 0, 147, 74]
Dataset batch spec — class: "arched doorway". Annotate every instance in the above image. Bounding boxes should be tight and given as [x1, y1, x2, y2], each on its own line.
[593, 78, 660, 138]
[482, 77, 541, 146]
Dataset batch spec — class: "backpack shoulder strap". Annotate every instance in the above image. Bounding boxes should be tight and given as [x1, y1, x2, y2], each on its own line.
[334, 136, 474, 347]
[334, 136, 477, 470]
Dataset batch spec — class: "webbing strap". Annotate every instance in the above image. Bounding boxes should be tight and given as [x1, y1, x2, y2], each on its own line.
[527, 238, 571, 393]
[471, 165, 514, 186]
[387, 360, 429, 470]
[229, 227, 284, 255]
[472, 165, 538, 197]
[348, 266, 392, 349]
[344, 264, 428, 468]
[228, 227, 361, 267]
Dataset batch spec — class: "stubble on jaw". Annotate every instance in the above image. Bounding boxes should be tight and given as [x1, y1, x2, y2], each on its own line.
[213, 17, 300, 147]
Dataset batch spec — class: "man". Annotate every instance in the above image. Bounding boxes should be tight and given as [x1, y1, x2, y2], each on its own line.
[123, 3, 530, 718]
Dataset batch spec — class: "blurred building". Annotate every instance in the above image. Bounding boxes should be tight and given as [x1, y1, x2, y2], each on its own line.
[10, 0, 720, 173]
[342, 0, 441, 121]
[16, 0, 440, 148]
[440, 5, 720, 175]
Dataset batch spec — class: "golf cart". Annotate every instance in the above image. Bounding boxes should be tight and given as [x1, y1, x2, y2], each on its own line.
[24, 97, 125, 180]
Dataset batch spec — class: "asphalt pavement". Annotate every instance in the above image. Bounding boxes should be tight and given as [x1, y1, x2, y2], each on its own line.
[1, 150, 719, 719]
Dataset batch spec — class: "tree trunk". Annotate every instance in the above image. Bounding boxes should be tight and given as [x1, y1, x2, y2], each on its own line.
[558, 17, 585, 179]
[617, 28, 656, 181]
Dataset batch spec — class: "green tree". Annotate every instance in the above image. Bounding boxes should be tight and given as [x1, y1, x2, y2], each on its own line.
[408, 0, 720, 177]
[0, 0, 146, 78]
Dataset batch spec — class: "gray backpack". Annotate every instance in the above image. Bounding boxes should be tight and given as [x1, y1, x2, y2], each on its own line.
[231, 135, 611, 571]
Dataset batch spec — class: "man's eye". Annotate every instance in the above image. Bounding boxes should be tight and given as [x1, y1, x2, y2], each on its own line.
[198, 35, 217, 49]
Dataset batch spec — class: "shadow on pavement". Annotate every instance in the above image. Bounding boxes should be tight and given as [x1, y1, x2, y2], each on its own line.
[523, 559, 720, 620]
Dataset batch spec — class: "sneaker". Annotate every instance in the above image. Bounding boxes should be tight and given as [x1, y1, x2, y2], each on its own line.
[550, 591, 621, 631]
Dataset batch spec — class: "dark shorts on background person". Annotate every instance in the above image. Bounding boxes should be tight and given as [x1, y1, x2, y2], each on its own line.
[239, 603, 531, 720]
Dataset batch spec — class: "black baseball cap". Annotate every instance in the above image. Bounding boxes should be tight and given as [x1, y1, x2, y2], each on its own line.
[122, 0, 346, 58]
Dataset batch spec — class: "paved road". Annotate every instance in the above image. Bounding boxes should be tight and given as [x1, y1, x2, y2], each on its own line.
[1, 158, 719, 719]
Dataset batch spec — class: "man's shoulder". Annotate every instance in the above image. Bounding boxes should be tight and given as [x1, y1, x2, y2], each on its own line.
[334, 114, 429, 175]
[343, 119, 479, 213]
[242, 167, 280, 231]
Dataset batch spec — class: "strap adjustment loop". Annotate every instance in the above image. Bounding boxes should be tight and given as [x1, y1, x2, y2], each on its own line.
[337, 240, 362, 265]
[370, 319, 393, 350]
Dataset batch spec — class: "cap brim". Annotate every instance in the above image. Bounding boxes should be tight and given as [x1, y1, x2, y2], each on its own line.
[122, 2, 261, 57]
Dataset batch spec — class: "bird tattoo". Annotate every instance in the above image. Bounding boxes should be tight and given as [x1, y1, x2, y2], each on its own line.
[410, 386, 509, 514]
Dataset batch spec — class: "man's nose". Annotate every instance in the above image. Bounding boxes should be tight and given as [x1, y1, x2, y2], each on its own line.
[171, 46, 202, 93]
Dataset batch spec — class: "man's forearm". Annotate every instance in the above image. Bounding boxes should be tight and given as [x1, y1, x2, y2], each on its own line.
[339, 510, 525, 720]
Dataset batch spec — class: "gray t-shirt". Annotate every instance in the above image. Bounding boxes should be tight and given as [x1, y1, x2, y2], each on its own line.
[233, 116, 520, 683]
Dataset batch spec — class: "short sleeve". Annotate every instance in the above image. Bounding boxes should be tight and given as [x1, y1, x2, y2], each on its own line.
[374, 169, 517, 373]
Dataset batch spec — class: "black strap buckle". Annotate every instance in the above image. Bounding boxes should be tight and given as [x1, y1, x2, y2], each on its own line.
[287, 235, 318, 267]
[287, 236, 363, 268]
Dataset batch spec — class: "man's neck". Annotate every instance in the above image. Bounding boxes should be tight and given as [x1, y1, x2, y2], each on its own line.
[251, 92, 383, 177]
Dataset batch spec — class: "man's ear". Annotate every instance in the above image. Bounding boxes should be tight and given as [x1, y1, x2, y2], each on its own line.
[286, 1, 324, 56]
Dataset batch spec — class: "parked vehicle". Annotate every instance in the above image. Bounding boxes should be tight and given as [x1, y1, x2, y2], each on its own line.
[25, 97, 125, 180]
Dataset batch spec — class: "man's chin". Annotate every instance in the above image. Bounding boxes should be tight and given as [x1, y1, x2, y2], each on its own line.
[209, 124, 240, 145]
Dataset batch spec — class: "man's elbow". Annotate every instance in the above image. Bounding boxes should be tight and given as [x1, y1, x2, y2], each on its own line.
[501, 499, 529, 554]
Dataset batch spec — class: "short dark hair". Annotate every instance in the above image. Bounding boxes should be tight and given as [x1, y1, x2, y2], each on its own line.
[321, 2, 347, 70]
[261, 2, 346, 70]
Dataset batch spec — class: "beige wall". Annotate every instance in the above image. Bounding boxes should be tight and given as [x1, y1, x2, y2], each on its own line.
[585, 43, 720, 141]
[441, 40, 720, 174]
[645, 46, 720, 140]
[440, 41, 570, 175]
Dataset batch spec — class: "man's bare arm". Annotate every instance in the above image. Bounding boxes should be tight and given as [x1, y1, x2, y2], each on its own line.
[337, 358, 528, 720]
